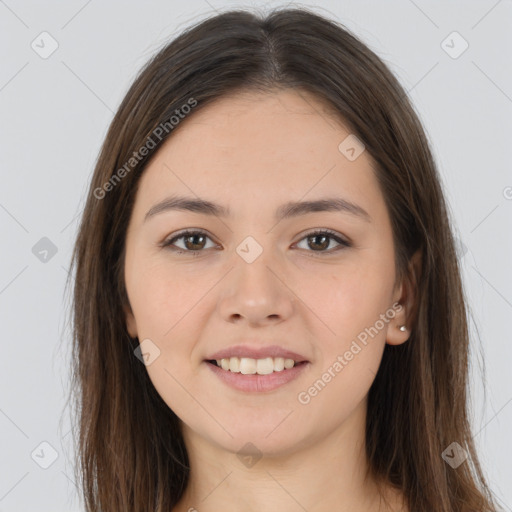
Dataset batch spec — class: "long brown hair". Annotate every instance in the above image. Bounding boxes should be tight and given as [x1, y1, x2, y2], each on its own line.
[65, 7, 499, 511]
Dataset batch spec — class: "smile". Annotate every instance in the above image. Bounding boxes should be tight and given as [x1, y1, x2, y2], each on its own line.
[205, 358, 310, 392]
[209, 356, 302, 374]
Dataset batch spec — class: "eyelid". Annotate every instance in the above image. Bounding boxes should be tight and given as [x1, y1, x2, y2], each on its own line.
[160, 228, 219, 250]
[295, 228, 351, 246]
[161, 228, 351, 254]
[293, 228, 351, 255]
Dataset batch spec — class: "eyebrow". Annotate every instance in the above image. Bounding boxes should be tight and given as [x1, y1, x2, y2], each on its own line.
[144, 195, 371, 223]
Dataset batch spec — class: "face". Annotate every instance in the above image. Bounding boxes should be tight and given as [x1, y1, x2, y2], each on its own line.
[123, 89, 410, 457]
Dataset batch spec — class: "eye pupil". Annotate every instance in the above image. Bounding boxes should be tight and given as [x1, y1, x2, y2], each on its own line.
[185, 234, 206, 250]
[165, 229, 347, 255]
[308, 234, 329, 251]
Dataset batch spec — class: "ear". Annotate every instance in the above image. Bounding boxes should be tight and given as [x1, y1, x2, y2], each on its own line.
[386, 249, 422, 346]
[124, 301, 138, 339]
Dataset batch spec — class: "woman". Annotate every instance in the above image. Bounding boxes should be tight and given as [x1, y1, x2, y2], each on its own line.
[67, 7, 499, 511]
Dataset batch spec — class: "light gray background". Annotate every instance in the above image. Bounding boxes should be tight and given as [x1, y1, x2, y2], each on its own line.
[1, 1, 511, 510]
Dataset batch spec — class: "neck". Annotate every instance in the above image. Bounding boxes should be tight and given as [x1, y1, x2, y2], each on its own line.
[173, 399, 395, 512]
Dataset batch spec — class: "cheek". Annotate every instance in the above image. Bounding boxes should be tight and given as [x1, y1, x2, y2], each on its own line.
[293, 265, 393, 415]
[295, 256, 396, 350]
[130, 264, 209, 416]
[127, 259, 210, 338]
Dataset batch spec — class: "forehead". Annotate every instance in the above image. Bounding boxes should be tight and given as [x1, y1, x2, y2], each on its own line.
[133, 89, 382, 220]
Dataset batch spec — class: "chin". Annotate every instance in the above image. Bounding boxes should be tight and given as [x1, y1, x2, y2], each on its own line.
[213, 422, 305, 457]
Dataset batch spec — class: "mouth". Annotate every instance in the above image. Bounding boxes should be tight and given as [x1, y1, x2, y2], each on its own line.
[204, 357, 310, 393]
[205, 357, 309, 375]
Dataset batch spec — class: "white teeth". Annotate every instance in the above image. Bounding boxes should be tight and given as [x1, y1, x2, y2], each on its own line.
[256, 357, 274, 375]
[274, 357, 285, 371]
[239, 358, 257, 374]
[229, 357, 240, 373]
[214, 356, 298, 374]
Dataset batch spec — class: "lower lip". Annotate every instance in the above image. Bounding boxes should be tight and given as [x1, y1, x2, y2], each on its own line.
[205, 361, 310, 392]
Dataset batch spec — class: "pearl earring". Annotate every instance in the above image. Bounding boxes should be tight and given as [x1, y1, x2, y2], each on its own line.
[399, 325, 406, 332]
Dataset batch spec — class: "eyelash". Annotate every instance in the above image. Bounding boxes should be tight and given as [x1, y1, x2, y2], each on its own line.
[161, 228, 351, 256]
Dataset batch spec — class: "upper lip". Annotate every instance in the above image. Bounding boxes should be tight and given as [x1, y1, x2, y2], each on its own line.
[206, 344, 309, 362]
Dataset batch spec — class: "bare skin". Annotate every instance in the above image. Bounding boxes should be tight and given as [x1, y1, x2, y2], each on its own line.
[123, 88, 416, 512]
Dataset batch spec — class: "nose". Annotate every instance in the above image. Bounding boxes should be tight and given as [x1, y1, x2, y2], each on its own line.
[217, 248, 295, 327]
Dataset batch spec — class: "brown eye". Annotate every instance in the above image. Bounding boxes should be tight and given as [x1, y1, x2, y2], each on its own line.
[295, 229, 350, 254]
[162, 230, 216, 253]
[162, 228, 350, 256]
[307, 233, 330, 251]
[182, 233, 207, 250]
